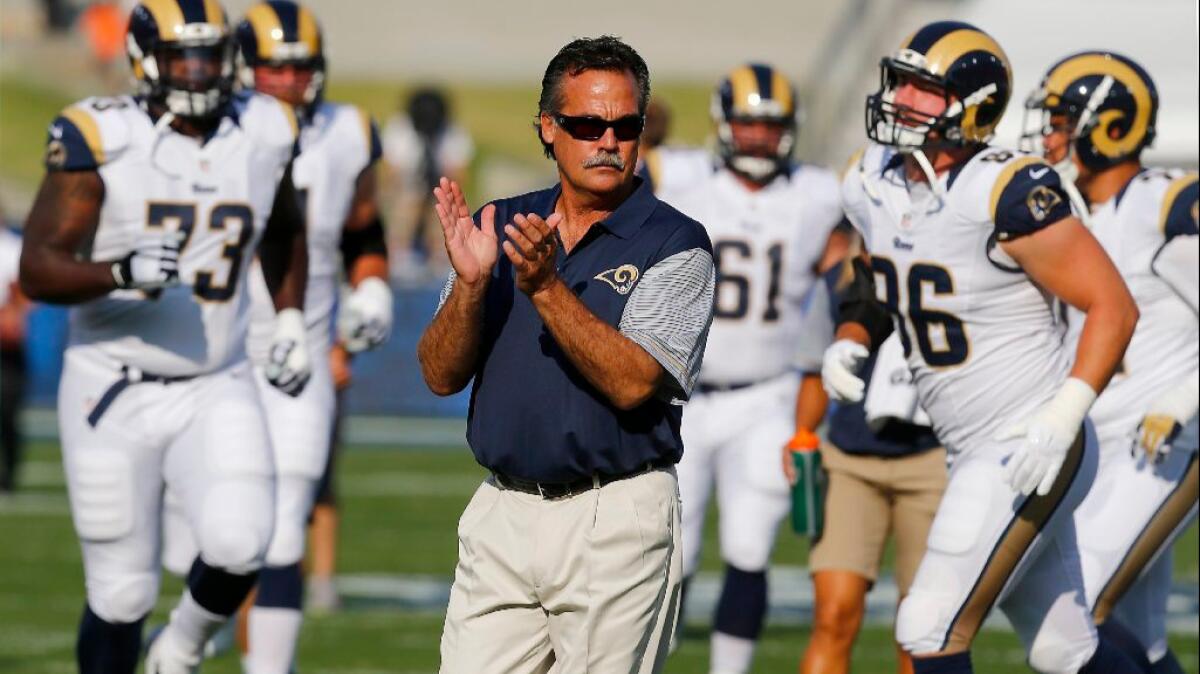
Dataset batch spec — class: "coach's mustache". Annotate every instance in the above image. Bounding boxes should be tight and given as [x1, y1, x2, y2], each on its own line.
[583, 152, 625, 171]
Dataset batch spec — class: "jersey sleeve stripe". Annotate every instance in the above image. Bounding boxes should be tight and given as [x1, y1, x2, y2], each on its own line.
[840, 147, 866, 181]
[643, 148, 663, 191]
[356, 107, 382, 164]
[1159, 174, 1199, 237]
[988, 157, 1040, 223]
[279, 102, 299, 140]
[60, 107, 105, 164]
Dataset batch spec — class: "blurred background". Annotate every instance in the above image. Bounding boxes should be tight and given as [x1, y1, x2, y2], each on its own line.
[0, 0, 1197, 671]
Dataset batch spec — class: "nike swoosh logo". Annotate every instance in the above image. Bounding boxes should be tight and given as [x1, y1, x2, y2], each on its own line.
[1029, 167, 1050, 179]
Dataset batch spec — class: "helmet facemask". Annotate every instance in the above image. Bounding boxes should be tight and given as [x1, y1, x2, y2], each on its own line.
[129, 23, 234, 121]
[1020, 91, 1083, 183]
[866, 57, 961, 153]
[712, 95, 796, 183]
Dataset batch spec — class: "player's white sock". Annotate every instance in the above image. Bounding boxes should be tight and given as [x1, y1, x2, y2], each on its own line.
[710, 630, 756, 674]
[163, 590, 225, 660]
[246, 606, 303, 674]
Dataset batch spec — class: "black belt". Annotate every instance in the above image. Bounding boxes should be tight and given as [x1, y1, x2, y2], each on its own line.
[493, 459, 673, 500]
[87, 365, 197, 428]
[695, 380, 759, 394]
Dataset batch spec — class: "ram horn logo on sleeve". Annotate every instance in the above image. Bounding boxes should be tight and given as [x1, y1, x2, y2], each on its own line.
[594, 264, 640, 295]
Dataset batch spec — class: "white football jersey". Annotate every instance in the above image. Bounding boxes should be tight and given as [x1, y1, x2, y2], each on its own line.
[843, 143, 1076, 454]
[659, 163, 842, 384]
[245, 101, 380, 362]
[640, 145, 715, 196]
[1067, 170, 1199, 444]
[52, 93, 298, 376]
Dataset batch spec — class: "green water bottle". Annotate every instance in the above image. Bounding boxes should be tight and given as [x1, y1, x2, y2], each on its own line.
[788, 429, 825, 538]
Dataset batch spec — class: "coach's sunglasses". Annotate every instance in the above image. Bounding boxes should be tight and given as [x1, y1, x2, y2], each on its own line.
[554, 114, 645, 141]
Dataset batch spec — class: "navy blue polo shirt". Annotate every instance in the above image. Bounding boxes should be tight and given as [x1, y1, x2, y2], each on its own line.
[462, 178, 714, 483]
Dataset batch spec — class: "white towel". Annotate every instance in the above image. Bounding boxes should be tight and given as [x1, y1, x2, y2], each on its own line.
[863, 332, 931, 432]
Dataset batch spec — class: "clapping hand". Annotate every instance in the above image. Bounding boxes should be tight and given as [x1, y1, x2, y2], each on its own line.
[433, 177, 497, 288]
[502, 212, 563, 296]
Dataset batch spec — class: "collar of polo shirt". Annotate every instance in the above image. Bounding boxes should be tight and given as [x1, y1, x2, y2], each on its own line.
[545, 176, 658, 240]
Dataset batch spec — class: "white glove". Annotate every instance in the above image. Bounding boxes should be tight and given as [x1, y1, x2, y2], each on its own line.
[995, 377, 1096, 496]
[822, 339, 870, 403]
[111, 230, 184, 291]
[1131, 370, 1200, 463]
[264, 308, 311, 397]
[338, 277, 393, 353]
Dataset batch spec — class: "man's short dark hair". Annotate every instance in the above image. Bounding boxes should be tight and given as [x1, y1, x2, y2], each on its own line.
[535, 35, 651, 159]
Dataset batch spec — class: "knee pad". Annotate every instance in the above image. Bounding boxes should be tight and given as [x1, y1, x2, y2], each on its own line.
[719, 503, 781, 572]
[197, 482, 274, 574]
[1027, 625, 1096, 673]
[86, 571, 159, 624]
[263, 475, 318, 567]
[160, 490, 197, 579]
[896, 591, 952, 656]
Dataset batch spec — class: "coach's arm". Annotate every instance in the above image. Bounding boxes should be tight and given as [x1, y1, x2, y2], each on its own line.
[417, 179, 496, 396]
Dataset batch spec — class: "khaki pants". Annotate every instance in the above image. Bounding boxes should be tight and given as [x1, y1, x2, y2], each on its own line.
[439, 468, 683, 674]
[809, 443, 946, 595]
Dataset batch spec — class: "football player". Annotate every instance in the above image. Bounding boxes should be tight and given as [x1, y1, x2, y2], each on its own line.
[655, 63, 845, 674]
[826, 22, 1143, 674]
[158, 2, 391, 672]
[17, 1, 311, 672]
[1025, 51, 1198, 674]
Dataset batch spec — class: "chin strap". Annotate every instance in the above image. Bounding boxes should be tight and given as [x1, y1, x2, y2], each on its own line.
[1058, 167, 1092, 227]
[911, 149, 945, 198]
[150, 111, 183, 179]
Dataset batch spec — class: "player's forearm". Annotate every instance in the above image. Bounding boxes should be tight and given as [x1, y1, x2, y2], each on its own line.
[20, 170, 112, 303]
[795, 373, 828, 431]
[349, 253, 388, 286]
[529, 278, 663, 410]
[1069, 296, 1139, 394]
[417, 278, 487, 396]
[834, 321, 872, 348]
[19, 248, 116, 304]
[264, 226, 308, 311]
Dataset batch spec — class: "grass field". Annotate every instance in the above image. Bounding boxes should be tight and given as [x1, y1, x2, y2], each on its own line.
[1, 440, 1196, 673]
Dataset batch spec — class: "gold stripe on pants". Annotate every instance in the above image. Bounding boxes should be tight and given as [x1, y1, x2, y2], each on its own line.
[942, 433, 1087, 652]
[1093, 453, 1199, 623]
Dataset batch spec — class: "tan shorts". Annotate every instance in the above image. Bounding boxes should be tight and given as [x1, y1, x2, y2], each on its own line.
[439, 468, 683, 674]
[809, 442, 947, 595]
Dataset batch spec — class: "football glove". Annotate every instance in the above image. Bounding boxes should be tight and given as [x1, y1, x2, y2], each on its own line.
[264, 308, 311, 397]
[822, 339, 869, 403]
[337, 277, 393, 353]
[1132, 370, 1200, 463]
[995, 377, 1096, 496]
[111, 230, 184, 291]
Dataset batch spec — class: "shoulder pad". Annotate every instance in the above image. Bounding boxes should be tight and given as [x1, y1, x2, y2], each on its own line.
[1159, 172, 1199, 240]
[45, 96, 135, 171]
[331, 103, 382, 169]
[970, 149, 1072, 240]
[840, 147, 867, 182]
[236, 92, 300, 151]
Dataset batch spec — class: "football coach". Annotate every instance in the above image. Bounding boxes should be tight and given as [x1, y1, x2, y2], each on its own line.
[418, 35, 716, 674]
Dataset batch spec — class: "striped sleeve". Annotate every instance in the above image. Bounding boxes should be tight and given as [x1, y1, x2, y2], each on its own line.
[618, 247, 716, 399]
[435, 269, 456, 314]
